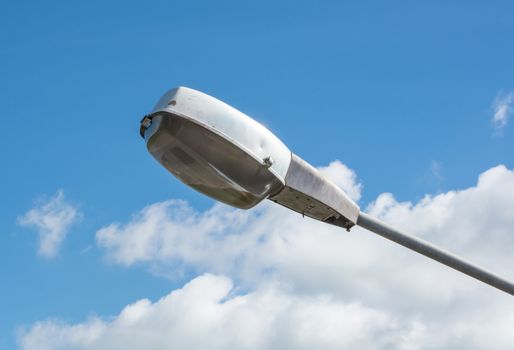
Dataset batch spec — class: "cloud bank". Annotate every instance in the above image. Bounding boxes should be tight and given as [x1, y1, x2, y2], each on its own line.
[19, 162, 514, 349]
[18, 190, 80, 258]
[19, 274, 416, 350]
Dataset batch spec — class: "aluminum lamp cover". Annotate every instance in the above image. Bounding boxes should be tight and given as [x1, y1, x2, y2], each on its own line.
[141, 87, 292, 209]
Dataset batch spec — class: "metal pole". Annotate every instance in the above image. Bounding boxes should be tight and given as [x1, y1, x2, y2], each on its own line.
[356, 212, 514, 296]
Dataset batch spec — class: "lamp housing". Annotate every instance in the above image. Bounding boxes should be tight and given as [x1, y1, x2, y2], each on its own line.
[141, 87, 359, 229]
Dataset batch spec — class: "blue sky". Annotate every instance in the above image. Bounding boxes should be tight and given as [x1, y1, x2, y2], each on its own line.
[1, 1, 514, 349]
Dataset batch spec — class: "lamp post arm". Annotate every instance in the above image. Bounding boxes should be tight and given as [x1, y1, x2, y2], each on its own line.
[356, 212, 514, 296]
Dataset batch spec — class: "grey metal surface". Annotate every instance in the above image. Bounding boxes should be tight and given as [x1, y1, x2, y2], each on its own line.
[270, 154, 360, 229]
[357, 212, 514, 296]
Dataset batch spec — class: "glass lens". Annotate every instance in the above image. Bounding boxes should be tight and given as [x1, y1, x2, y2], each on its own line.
[147, 114, 284, 209]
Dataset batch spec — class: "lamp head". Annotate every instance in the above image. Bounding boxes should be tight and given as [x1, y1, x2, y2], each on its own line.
[140, 87, 291, 209]
[140, 86, 359, 229]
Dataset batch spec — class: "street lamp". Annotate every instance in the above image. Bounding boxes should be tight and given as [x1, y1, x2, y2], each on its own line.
[140, 86, 514, 296]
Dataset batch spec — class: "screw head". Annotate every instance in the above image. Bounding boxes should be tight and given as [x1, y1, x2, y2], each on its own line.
[263, 156, 274, 168]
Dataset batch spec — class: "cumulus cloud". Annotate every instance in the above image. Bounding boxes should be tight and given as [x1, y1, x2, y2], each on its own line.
[95, 164, 514, 294]
[491, 90, 514, 131]
[95, 161, 362, 272]
[18, 274, 418, 350]
[18, 274, 514, 350]
[20, 163, 514, 349]
[18, 190, 80, 258]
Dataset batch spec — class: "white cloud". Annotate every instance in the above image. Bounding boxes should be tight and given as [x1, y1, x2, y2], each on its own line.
[492, 90, 514, 131]
[95, 160, 363, 272]
[18, 274, 514, 350]
[18, 274, 419, 350]
[18, 190, 80, 258]
[95, 164, 514, 295]
[20, 163, 514, 349]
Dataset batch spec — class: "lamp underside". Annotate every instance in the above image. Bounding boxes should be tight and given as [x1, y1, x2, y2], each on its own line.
[145, 113, 285, 209]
